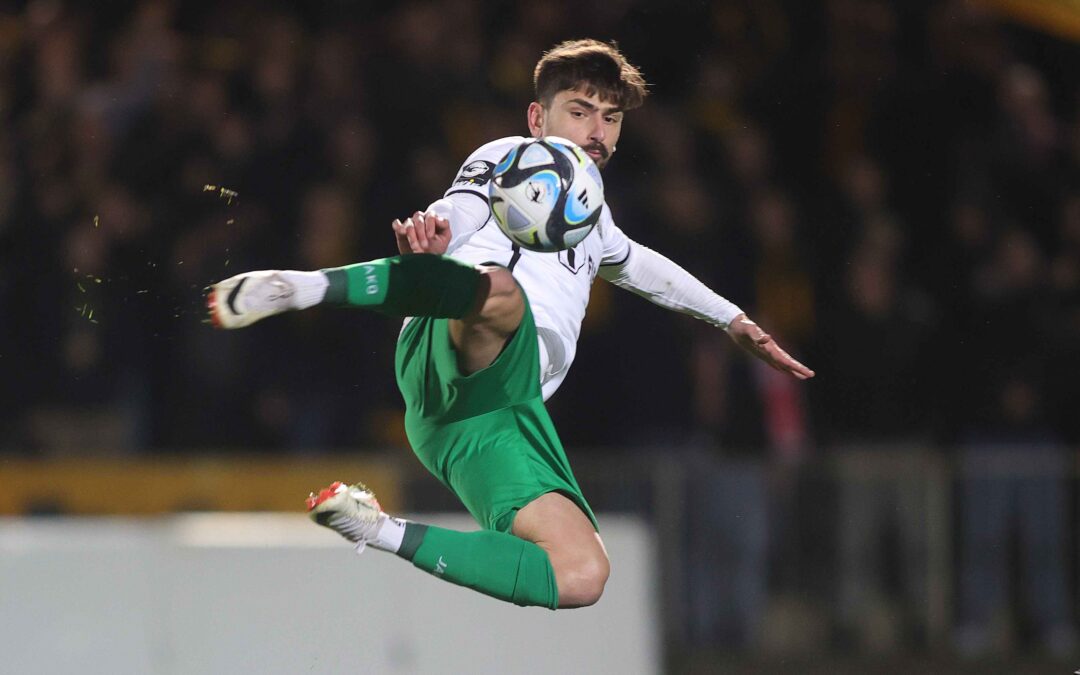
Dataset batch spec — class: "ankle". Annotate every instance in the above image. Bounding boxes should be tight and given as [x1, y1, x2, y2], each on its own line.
[367, 513, 408, 554]
[276, 270, 329, 309]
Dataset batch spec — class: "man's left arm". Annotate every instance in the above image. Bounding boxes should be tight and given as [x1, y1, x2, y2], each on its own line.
[599, 240, 815, 380]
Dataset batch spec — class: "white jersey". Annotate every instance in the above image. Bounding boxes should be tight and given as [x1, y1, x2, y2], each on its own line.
[433, 136, 630, 400]
[427, 136, 744, 401]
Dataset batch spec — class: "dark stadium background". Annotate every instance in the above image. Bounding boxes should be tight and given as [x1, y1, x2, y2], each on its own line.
[1, 1, 1078, 672]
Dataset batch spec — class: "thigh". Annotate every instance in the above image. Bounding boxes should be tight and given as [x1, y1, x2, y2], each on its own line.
[395, 294, 541, 430]
[448, 266, 525, 375]
[443, 407, 597, 534]
[512, 492, 606, 568]
[394, 291, 595, 532]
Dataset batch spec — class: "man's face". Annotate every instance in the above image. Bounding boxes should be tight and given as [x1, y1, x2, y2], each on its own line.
[528, 88, 623, 169]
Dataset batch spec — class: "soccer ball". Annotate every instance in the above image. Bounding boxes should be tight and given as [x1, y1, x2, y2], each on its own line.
[489, 136, 604, 252]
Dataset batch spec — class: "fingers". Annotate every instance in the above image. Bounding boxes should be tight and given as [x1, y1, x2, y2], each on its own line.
[423, 212, 437, 243]
[731, 315, 814, 380]
[392, 211, 450, 254]
[761, 340, 816, 380]
[391, 218, 412, 255]
[433, 213, 450, 235]
[397, 216, 420, 251]
[410, 211, 429, 250]
[414, 211, 444, 246]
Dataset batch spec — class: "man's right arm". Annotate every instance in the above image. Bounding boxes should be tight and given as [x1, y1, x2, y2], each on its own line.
[395, 137, 522, 255]
[425, 191, 490, 254]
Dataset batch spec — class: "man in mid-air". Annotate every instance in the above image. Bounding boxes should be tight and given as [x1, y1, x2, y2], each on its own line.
[208, 39, 813, 609]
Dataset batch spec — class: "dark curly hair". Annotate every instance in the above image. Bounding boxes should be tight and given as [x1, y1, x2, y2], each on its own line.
[534, 39, 648, 111]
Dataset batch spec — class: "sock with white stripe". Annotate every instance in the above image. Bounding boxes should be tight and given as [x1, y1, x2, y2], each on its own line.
[321, 254, 483, 318]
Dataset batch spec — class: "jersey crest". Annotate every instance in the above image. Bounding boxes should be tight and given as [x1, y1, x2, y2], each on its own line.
[453, 160, 495, 187]
[558, 245, 595, 275]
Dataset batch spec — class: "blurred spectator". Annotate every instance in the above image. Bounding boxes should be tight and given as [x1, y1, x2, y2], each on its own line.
[818, 189, 930, 444]
[1049, 193, 1080, 442]
[984, 64, 1066, 236]
[950, 227, 1076, 657]
[683, 440, 770, 649]
[955, 367, 1076, 658]
[820, 231, 935, 651]
[744, 187, 818, 624]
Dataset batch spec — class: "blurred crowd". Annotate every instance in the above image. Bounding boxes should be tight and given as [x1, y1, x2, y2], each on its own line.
[1, 0, 1079, 658]
[1, 0, 1077, 451]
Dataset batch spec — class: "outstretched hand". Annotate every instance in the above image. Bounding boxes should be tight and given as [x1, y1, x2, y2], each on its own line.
[392, 211, 451, 256]
[726, 314, 815, 380]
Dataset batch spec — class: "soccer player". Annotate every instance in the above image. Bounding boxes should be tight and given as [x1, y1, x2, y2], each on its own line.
[207, 39, 814, 610]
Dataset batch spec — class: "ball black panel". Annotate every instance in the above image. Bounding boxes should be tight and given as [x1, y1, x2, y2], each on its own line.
[543, 189, 572, 249]
[547, 141, 575, 191]
[495, 140, 559, 189]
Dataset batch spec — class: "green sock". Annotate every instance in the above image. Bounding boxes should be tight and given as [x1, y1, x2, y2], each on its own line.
[322, 254, 482, 318]
[396, 523, 559, 610]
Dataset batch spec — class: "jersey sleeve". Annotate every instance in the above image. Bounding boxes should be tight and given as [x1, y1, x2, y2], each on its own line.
[427, 136, 524, 253]
[597, 205, 632, 266]
[598, 239, 744, 329]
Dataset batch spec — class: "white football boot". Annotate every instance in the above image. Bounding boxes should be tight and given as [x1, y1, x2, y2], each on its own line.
[207, 270, 296, 329]
[306, 481, 385, 553]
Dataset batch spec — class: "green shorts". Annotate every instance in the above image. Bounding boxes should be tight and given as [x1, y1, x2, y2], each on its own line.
[394, 297, 596, 534]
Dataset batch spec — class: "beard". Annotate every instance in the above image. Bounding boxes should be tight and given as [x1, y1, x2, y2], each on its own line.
[584, 142, 610, 168]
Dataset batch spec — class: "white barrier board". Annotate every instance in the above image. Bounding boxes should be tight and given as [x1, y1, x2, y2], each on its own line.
[0, 513, 659, 675]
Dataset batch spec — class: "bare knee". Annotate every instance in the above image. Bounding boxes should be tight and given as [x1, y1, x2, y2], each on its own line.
[556, 550, 610, 608]
[512, 492, 610, 608]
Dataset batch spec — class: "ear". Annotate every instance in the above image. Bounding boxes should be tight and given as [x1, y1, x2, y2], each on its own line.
[527, 102, 544, 138]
